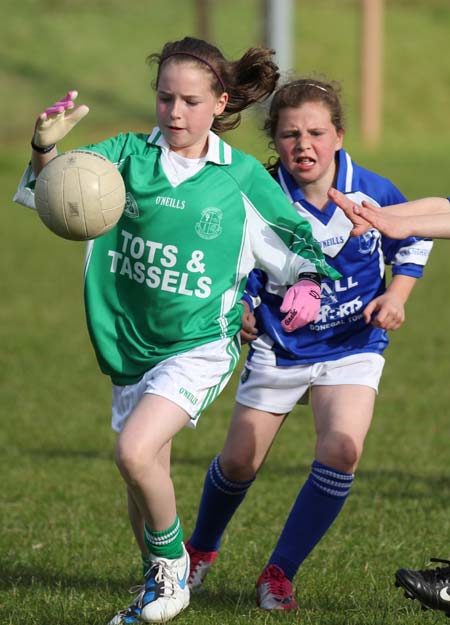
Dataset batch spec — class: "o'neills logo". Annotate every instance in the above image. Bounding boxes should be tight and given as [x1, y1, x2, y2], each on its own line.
[179, 387, 198, 405]
[155, 196, 186, 209]
[195, 207, 223, 240]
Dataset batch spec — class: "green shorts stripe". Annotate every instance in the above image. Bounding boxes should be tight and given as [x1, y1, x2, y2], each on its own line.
[196, 335, 240, 417]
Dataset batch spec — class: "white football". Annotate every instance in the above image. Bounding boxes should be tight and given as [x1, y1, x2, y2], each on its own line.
[34, 150, 126, 241]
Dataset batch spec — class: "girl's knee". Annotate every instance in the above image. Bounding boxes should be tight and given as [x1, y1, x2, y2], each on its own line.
[115, 439, 149, 483]
[219, 450, 257, 482]
[317, 432, 363, 473]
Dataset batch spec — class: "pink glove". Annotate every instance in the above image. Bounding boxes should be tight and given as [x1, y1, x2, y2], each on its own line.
[39, 91, 78, 117]
[280, 276, 321, 332]
[33, 91, 89, 148]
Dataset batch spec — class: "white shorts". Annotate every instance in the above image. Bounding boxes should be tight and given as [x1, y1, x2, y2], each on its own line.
[111, 336, 240, 432]
[236, 352, 385, 414]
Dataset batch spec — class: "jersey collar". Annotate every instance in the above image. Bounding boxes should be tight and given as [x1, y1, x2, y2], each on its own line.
[276, 162, 304, 204]
[335, 149, 354, 193]
[147, 127, 232, 165]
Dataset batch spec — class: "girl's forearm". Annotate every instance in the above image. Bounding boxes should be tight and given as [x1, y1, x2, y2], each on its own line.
[407, 211, 450, 239]
[386, 197, 450, 217]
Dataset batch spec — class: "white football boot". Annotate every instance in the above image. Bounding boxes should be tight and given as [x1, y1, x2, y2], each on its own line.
[140, 544, 190, 623]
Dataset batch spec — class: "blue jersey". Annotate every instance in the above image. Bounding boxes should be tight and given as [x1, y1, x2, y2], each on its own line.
[244, 149, 433, 365]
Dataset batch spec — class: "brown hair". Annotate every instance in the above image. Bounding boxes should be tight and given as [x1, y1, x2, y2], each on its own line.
[147, 36, 280, 133]
[264, 78, 345, 175]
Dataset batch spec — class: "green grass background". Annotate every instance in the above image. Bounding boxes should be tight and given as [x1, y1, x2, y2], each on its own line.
[1, 1, 450, 624]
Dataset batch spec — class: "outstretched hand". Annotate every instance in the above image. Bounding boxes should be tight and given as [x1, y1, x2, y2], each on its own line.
[33, 90, 90, 148]
[354, 203, 414, 240]
[329, 187, 431, 240]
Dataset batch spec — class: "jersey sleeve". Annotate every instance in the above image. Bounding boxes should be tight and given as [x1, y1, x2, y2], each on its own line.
[378, 184, 433, 278]
[242, 269, 267, 311]
[239, 159, 341, 285]
[13, 162, 37, 210]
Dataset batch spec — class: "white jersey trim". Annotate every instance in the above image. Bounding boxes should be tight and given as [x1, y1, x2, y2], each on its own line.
[13, 163, 37, 210]
[218, 215, 250, 338]
[392, 239, 433, 267]
[344, 152, 353, 192]
[147, 127, 232, 165]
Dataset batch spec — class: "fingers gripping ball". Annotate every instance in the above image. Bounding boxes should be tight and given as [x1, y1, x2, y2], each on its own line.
[34, 150, 126, 241]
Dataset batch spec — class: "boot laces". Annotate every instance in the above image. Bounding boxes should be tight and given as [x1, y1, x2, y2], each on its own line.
[418, 558, 450, 584]
[263, 565, 292, 597]
[146, 560, 177, 598]
[116, 585, 144, 617]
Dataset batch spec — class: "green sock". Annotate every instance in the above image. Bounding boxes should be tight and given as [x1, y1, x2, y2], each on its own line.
[144, 516, 184, 559]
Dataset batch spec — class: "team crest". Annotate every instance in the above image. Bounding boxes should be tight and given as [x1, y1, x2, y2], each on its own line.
[240, 367, 251, 384]
[358, 229, 380, 255]
[124, 192, 140, 218]
[195, 207, 223, 240]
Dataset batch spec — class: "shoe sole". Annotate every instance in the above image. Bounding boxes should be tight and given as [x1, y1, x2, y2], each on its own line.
[141, 600, 189, 623]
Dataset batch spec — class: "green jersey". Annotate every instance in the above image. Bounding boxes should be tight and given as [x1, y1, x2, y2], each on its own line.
[55, 130, 341, 384]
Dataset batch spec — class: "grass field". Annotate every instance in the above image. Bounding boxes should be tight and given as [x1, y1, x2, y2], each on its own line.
[1, 1, 450, 624]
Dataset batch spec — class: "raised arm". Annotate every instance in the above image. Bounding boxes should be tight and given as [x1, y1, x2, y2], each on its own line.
[31, 90, 89, 175]
[328, 188, 450, 239]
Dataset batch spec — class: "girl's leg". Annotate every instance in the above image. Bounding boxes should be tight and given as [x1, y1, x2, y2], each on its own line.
[265, 385, 375, 582]
[111, 338, 241, 620]
[116, 394, 189, 532]
[188, 402, 286, 589]
[127, 488, 146, 555]
[220, 402, 287, 479]
[115, 394, 191, 622]
[127, 487, 149, 574]
[126, 440, 172, 573]
[313, 384, 375, 472]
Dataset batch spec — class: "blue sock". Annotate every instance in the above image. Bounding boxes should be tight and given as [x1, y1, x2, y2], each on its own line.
[189, 455, 254, 552]
[269, 459, 354, 580]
